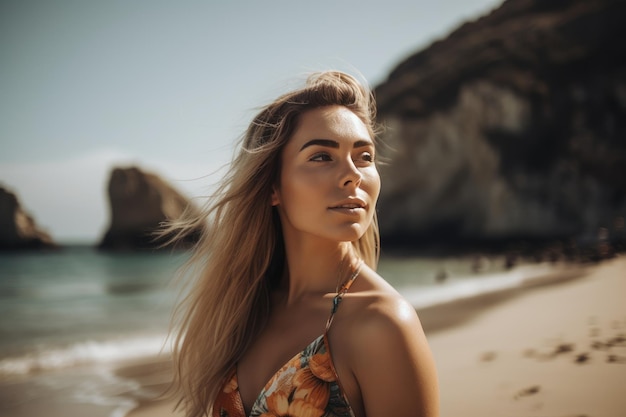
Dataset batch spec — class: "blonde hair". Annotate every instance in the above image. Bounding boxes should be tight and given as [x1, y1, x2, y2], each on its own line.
[167, 71, 380, 417]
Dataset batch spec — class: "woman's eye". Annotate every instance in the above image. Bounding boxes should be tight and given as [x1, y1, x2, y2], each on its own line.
[361, 152, 375, 163]
[310, 153, 332, 162]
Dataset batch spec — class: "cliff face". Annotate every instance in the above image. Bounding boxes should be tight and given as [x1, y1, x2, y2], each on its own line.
[375, 0, 626, 246]
[0, 186, 55, 250]
[99, 166, 201, 250]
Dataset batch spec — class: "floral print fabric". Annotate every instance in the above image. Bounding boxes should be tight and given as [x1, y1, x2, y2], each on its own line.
[213, 334, 355, 417]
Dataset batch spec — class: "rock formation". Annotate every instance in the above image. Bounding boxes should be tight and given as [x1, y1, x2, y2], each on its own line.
[99, 166, 201, 250]
[374, 0, 626, 249]
[0, 186, 55, 250]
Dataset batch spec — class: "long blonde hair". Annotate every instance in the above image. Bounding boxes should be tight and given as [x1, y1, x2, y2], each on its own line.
[167, 71, 380, 417]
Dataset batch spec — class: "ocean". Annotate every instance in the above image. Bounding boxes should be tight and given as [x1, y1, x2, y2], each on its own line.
[0, 247, 552, 417]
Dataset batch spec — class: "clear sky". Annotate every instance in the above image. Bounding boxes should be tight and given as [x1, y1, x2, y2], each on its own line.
[0, 0, 502, 243]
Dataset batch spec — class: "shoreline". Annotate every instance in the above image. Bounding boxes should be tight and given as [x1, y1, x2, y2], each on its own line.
[417, 262, 590, 334]
[122, 257, 626, 417]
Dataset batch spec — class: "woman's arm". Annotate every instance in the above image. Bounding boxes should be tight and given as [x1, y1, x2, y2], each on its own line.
[350, 296, 440, 417]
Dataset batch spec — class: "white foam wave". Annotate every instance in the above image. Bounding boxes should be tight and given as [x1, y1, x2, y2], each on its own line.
[0, 263, 556, 378]
[401, 263, 555, 309]
[0, 334, 171, 376]
[71, 370, 140, 417]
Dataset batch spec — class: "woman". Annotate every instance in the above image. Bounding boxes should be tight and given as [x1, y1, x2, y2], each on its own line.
[168, 71, 439, 417]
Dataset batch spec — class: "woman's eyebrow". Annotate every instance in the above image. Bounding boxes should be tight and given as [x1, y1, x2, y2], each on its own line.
[299, 139, 339, 151]
[299, 138, 373, 151]
[353, 139, 373, 148]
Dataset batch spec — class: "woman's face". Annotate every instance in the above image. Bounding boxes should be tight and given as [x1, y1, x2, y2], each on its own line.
[272, 105, 380, 244]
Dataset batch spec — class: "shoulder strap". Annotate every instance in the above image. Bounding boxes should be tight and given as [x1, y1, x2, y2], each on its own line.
[325, 260, 363, 332]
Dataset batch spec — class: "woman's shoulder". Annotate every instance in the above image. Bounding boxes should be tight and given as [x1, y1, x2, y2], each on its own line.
[337, 267, 440, 416]
[336, 266, 426, 352]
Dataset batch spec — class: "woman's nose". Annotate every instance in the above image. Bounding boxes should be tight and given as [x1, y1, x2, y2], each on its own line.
[341, 158, 363, 187]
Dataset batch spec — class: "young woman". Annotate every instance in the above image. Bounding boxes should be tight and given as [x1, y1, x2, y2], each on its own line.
[168, 71, 439, 417]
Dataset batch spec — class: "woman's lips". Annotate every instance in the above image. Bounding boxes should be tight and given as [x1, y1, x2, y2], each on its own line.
[328, 201, 366, 214]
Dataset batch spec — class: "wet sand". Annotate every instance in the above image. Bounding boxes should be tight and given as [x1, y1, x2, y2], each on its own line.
[125, 256, 626, 417]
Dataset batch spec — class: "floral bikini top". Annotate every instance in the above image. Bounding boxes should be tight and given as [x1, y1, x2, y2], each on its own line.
[212, 265, 362, 417]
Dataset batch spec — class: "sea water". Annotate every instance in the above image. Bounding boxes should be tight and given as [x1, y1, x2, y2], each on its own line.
[0, 247, 551, 417]
[0, 247, 184, 417]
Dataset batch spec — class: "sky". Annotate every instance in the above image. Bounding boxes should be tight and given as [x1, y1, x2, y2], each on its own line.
[0, 0, 502, 243]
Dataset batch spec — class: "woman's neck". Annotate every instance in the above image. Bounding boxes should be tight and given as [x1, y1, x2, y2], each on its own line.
[280, 239, 359, 305]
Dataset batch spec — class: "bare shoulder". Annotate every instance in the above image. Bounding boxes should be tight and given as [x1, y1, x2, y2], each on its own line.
[350, 288, 420, 340]
[340, 267, 440, 417]
[344, 266, 423, 337]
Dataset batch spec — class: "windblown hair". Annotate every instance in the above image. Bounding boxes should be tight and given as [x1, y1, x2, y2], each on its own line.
[166, 71, 380, 417]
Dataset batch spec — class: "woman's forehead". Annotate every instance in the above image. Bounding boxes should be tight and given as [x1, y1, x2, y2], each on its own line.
[288, 106, 371, 147]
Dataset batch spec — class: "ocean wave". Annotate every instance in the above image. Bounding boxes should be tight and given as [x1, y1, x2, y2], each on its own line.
[0, 263, 558, 377]
[1, 280, 111, 302]
[0, 334, 171, 376]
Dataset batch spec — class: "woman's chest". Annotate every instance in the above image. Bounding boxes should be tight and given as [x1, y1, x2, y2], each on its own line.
[236, 308, 330, 411]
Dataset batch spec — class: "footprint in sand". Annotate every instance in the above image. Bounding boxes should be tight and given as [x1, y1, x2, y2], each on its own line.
[479, 351, 497, 362]
[574, 352, 590, 364]
[513, 385, 540, 400]
[607, 354, 626, 364]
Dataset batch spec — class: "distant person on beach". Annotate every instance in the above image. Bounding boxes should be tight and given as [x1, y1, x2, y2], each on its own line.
[166, 71, 439, 417]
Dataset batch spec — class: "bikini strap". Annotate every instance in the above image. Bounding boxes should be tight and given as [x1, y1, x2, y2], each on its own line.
[325, 259, 363, 332]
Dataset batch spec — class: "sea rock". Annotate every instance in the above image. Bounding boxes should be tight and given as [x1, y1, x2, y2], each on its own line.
[374, 0, 626, 247]
[0, 186, 55, 250]
[99, 166, 201, 250]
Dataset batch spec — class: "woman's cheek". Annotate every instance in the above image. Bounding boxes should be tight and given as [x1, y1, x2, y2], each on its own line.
[365, 169, 381, 198]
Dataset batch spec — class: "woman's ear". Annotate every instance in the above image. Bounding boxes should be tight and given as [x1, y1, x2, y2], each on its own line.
[271, 186, 280, 206]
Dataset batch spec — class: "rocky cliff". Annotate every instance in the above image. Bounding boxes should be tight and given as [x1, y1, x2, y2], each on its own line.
[99, 166, 201, 250]
[374, 0, 626, 249]
[0, 186, 55, 250]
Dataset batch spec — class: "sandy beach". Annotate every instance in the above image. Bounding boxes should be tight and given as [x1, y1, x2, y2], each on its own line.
[125, 256, 626, 417]
[429, 256, 626, 416]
